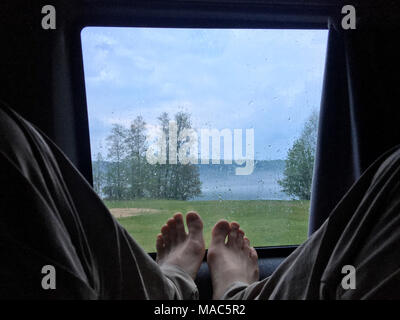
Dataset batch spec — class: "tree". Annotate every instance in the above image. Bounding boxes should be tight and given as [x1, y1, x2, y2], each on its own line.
[125, 116, 147, 198]
[147, 111, 201, 200]
[92, 152, 105, 195]
[156, 112, 171, 198]
[170, 111, 201, 200]
[278, 111, 318, 200]
[105, 124, 127, 200]
[96, 112, 201, 201]
[173, 162, 201, 200]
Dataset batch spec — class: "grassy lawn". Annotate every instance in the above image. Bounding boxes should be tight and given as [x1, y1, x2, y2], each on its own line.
[105, 199, 310, 252]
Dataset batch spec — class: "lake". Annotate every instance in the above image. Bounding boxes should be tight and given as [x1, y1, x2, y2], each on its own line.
[192, 160, 290, 201]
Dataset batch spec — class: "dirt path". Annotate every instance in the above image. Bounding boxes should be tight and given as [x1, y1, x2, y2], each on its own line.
[110, 208, 162, 218]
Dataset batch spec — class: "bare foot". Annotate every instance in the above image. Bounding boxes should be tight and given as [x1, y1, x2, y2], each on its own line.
[207, 220, 259, 299]
[156, 211, 205, 280]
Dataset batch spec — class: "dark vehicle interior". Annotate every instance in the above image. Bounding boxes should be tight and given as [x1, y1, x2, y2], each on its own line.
[1, 0, 399, 300]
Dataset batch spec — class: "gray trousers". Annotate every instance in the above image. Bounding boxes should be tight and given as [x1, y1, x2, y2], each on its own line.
[1, 104, 400, 299]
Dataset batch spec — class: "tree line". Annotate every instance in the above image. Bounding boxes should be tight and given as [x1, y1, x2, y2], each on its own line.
[92, 111, 202, 201]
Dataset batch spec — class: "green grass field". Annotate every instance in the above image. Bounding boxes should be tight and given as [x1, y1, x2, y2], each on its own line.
[105, 199, 310, 252]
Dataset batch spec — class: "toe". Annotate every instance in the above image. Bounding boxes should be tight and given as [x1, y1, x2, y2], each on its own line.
[243, 236, 250, 247]
[161, 224, 170, 248]
[210, 220, 230, 246]
[237, 229, 244, 248]
[156, 234, 165, 261]
[227, 222, 240, 247]
[186, 211, 203, 241]
[250, 247, 258, 261]
[173, 212, 187, 241]
[156, 233, 164, 250]
[242, 236, 251, 256]
[167, 218, 177, 245]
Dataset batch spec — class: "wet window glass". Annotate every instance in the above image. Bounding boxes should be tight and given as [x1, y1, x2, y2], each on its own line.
[81, 27, 328, 252]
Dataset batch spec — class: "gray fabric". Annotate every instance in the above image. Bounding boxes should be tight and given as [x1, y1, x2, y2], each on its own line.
[0, 105, 197, 299]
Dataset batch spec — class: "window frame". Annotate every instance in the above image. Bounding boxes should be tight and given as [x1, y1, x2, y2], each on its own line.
[70, 0, 331, 253]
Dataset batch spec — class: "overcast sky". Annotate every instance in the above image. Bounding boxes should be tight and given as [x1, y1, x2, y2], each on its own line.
[81, 27, 328, 161]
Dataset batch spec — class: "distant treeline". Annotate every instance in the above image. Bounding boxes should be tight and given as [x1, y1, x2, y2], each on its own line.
[93, 156, 285, 201]
[92, 112, 201, 201]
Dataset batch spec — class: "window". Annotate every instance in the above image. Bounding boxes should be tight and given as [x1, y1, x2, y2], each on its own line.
[81, 27, 328, 252]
